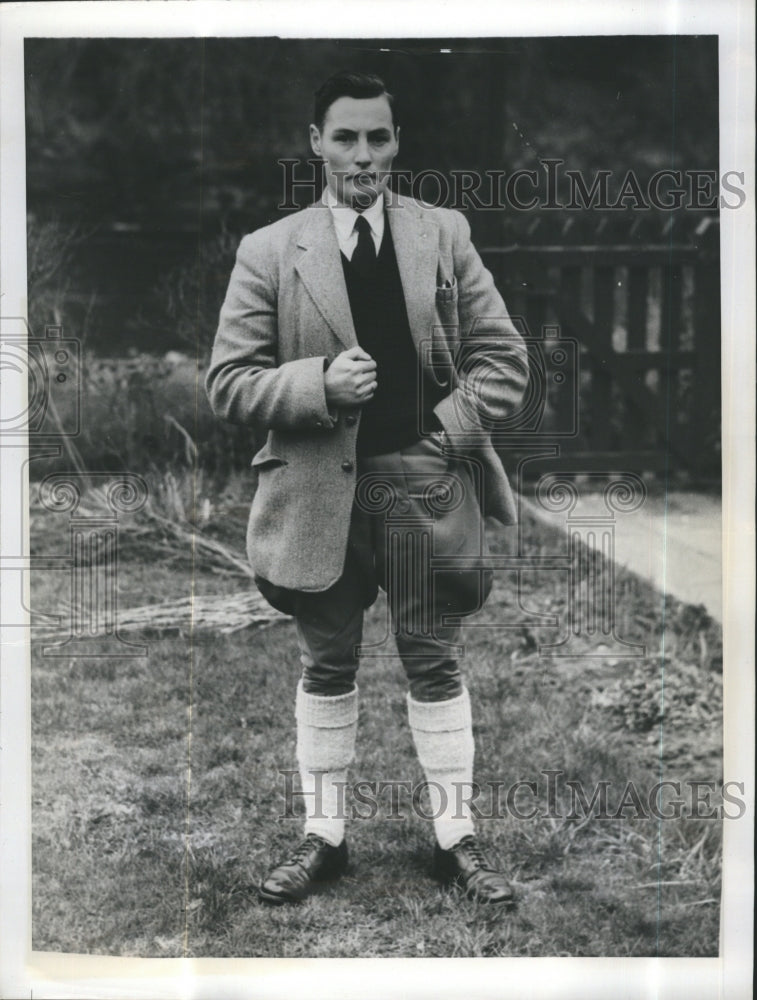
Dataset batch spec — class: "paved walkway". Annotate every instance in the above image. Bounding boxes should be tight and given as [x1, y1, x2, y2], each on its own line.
[521, 489, 722, 621]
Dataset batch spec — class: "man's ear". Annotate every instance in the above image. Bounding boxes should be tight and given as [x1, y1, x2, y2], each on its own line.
[309, 123, 322, 157]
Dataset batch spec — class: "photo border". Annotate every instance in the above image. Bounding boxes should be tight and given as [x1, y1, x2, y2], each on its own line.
[1, 2, 753, 997]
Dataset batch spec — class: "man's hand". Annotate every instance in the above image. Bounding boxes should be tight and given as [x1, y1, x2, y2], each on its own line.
[324, 346, 377, 407]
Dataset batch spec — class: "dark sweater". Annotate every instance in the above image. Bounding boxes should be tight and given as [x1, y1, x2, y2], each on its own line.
[341, 219, 444, 456]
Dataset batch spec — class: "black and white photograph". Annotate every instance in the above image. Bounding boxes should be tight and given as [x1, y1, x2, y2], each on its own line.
[0, 2, 753, 997]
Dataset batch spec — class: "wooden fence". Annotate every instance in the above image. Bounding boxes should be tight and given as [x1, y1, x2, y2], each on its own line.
[481, 220, 721, 483]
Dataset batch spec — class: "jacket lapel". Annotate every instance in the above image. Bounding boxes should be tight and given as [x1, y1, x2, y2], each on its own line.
[293, 192, 439, 354]
[294, 205, 357, 351]
[386, 193, 439, 351]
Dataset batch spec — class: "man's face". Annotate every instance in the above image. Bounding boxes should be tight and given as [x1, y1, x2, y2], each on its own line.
[310, 94, 399, 210]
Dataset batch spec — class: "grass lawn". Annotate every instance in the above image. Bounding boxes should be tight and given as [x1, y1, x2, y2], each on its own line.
[30, 481, 723, 957]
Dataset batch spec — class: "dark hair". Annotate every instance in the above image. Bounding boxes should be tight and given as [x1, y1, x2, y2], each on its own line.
[313, 71, 396, 132]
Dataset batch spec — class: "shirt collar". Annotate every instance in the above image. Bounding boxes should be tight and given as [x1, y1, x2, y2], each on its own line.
[324, 187, 385, 242]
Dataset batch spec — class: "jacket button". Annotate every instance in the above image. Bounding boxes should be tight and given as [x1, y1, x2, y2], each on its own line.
[341, 460, 354, 473]
[345, 414, 357, 427]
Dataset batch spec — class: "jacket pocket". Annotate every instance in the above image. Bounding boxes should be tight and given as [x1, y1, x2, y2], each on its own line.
[434, 276, 459, 377]
[251, 445, 288, 470]
[435, 275, 458, 304]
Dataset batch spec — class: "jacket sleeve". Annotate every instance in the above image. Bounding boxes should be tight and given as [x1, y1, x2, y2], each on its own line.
[205, 230, 336, 431]
[433, 210, 530, 445]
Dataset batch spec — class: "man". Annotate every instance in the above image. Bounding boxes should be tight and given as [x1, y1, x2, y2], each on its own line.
[206, 71, 529, 906]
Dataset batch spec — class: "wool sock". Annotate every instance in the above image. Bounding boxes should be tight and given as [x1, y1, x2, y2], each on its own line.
[295, 680, 358, 847]
[407, 686, 476, 850]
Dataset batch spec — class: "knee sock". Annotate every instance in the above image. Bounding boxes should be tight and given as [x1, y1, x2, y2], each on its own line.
[407, 686, 476, 850]
[295, 679, 358, 847]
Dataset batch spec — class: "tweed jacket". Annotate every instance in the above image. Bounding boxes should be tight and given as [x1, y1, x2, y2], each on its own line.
[205, 191, 529, 592]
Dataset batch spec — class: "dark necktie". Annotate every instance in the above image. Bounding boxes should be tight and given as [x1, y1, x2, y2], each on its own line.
[351, 215, 376, 275]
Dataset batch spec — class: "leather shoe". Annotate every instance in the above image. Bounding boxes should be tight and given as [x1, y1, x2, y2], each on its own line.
[258, 834, 348, 904]
[433, 836, 516, 906]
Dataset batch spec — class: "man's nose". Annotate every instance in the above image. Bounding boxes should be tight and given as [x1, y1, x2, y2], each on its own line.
[354, 137, 372, 166]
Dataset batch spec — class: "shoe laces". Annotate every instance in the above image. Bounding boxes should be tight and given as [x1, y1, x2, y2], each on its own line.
[456, 835, 494, 870]
[285, 833, 328, 866]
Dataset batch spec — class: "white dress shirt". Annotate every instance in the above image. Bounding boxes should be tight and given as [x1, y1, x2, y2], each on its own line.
[324, 188, 385, 260]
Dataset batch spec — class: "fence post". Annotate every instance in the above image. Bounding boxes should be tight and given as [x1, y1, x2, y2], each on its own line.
[592, 265, 615, 452]
[692, 245, 721, 480]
